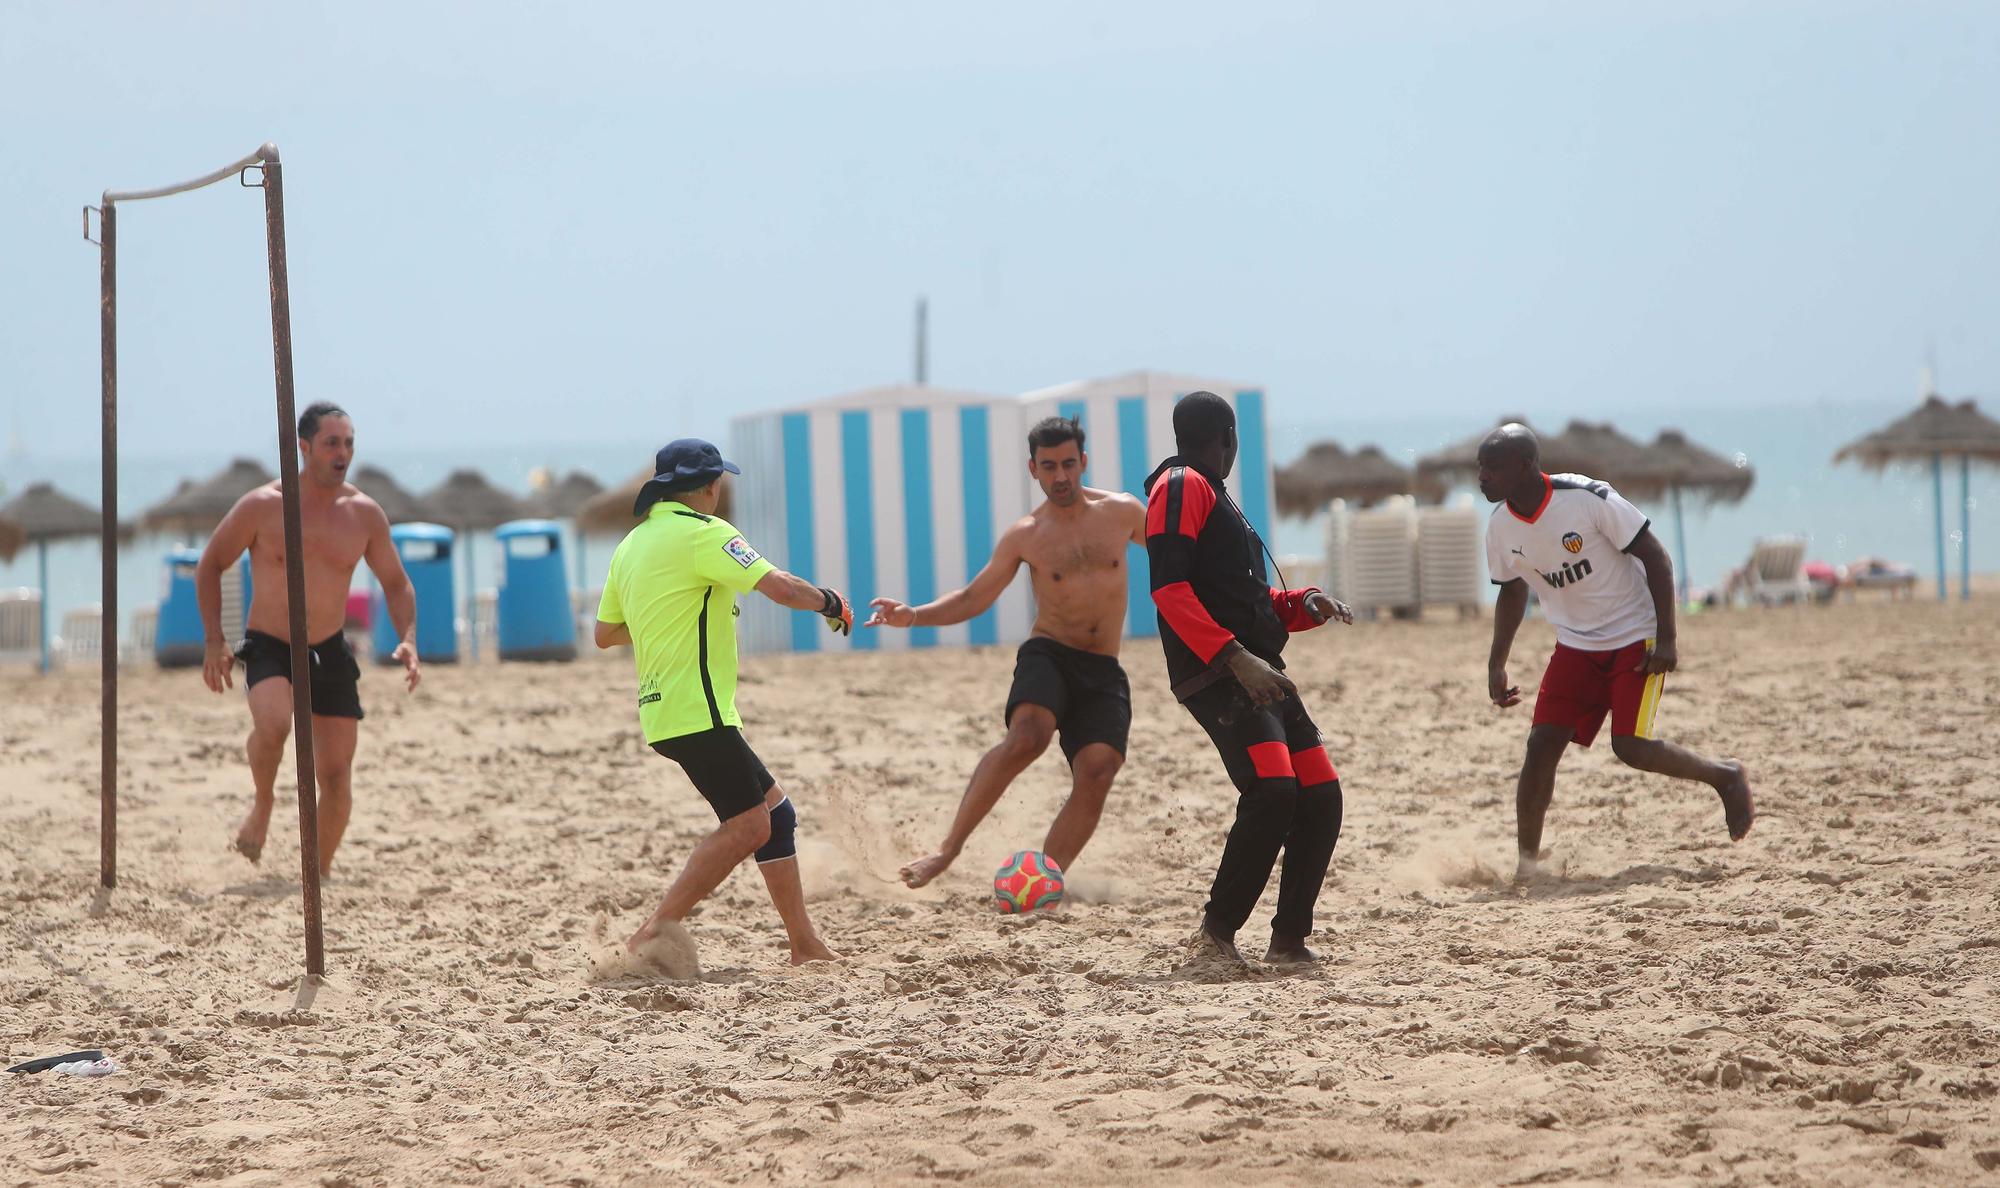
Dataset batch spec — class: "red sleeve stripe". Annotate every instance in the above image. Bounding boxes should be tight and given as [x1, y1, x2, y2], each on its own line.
[1248, 741, 1295, 780]
[1291, 745, 1337, 786]
[1146, 467, 1217, 539]
[1145, 470, 1171, 536]
[1271, 587, 1321, 631]
[1176, 468, 1217, 536]
[1151, 580, 1236, 662]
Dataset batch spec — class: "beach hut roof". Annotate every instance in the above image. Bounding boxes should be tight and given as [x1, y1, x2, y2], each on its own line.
[0, 481, 102, 542]
[740, 382, 1015, 420]
[417, 469, 530, 531]
[350, 465, 432, 523]
[1022, 370, 1258, 404]
[1833, 395, 2000, 467]
[528, 470, 606, 519]
[1275, 442, 1412, 517]
[141, 458, 273, 534]
[1635, 430, 1754, 505]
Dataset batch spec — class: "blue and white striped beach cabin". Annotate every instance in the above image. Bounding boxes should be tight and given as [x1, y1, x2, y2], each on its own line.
[729, 372, 1274, 655]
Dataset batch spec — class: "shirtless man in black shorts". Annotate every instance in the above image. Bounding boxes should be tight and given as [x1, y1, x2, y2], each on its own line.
[196, 402, 421, 878]
[867, 416, 1147, 889]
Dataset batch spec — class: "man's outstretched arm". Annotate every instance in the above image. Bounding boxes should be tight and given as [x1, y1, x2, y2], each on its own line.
[755, 569, 854, 634]
[866, 523, 1026, 628]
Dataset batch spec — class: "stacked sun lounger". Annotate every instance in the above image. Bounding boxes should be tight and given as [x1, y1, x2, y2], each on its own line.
[1320, 500, 1354, 607]
[1417, 497, 1486, 615]
[1342, 497, 1420, 615]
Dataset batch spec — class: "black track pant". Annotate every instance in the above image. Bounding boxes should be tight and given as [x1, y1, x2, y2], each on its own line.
[1183, 682, 1344, 939]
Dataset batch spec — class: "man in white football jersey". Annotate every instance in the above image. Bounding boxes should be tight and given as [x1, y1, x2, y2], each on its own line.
[1479, 424, 1753, 881]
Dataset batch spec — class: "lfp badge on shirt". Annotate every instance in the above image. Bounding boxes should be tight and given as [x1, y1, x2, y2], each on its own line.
[723, 536, 762, 569]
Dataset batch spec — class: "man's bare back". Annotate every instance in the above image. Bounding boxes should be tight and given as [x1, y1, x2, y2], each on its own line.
[1013, 487, 1147, 657]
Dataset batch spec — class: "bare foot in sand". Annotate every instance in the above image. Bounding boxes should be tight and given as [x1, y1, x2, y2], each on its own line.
[1264, 933, 1321, 964]
[791, 940, 842, 965]
[1717, 760, 1755, 841]
[233, 803, 271, 863]
[900, 849, 958, 888]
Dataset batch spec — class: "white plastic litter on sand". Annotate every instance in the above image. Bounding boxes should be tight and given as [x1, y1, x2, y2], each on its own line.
[51, 1058, 120, 1077]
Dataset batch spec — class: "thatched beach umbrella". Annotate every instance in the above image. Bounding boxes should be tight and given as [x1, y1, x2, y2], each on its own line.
[526, 470, 605, 520]
[0, 482, 102, 671]
[1544, 421, 1663, 500]
[525, 470, 607, 587]
[351, 464, 432, 524]
[1415, 416, 1609, 499]
[1275, 442, 1412, 517]
[0, 512, 21, 564]
[418, 470, 531, 659]
[1627, 431, 1754, 602]
[575, 468, 734, 537]
[1835, 394, 2000, 600]
[141, 458, 272, 538]
[418, 469, 529, 532]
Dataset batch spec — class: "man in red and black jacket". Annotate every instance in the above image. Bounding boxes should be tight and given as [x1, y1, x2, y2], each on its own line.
[1145, 392, 1353, 964]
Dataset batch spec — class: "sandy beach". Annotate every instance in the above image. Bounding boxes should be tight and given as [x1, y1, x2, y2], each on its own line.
[4, 593, 1998, 1185]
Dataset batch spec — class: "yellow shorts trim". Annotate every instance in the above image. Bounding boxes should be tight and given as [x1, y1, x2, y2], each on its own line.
[1633, 638, 1665, 739]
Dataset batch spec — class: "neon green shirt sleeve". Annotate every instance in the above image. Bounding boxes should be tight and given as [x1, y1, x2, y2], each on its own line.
[596, 545, 626, 624]
[694, 518, 777, 594]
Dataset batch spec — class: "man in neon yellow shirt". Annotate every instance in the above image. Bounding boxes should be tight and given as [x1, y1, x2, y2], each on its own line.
[596, 439, 852, 968]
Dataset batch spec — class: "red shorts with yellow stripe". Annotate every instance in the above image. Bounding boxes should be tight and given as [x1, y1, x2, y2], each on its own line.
[1532, 639, 1665, 748]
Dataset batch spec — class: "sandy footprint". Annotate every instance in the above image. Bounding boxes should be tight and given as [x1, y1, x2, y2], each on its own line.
[584, 915, 701, 982]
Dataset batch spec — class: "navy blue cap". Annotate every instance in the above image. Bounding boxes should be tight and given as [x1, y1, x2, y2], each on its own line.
[633, 438, 741, 515]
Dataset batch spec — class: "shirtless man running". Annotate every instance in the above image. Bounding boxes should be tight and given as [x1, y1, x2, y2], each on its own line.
[868, 416, 1147, 889]
[197, 401, 421, 877]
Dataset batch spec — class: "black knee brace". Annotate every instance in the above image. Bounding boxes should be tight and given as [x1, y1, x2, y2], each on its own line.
[754, 797, 797, 865]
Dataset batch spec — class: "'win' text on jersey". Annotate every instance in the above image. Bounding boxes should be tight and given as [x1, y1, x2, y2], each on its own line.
[1485, 473, 1657, 651]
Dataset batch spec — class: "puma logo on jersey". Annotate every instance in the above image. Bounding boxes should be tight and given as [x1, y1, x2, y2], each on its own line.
[1538, 558, 1594, 589]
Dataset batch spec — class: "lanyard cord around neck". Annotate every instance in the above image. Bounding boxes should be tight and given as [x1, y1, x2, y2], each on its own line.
[1214, 479, 1291, 592]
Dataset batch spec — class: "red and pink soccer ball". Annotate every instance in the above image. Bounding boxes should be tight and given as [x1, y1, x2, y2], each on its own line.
[992, 850, 1064, 913]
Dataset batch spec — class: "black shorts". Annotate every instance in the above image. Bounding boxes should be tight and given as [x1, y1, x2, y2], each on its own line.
[236, 630, 364, 720]
[651, 727, 776, 821]
[1004, 637, 1132, 764]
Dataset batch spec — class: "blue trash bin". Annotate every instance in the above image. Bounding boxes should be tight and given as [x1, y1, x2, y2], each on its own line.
[495, 519, 577, 662]
[373, 522, 459, 664]
[156, 549, 250, 668]
[155, 548, 207, 667]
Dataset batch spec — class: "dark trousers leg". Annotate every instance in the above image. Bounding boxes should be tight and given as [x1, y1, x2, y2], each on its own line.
[1270, 697, 1343, 940]
[1204, 780, 1300, 935]
[1271, 777, 1342, 938]
[1185, 686, 1297, 937]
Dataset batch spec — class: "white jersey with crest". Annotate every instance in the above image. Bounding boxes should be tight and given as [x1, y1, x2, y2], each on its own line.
[1485, 472, 1657, 651]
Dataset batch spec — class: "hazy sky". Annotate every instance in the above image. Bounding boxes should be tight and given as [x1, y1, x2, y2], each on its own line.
[3, 1, 1995, 461]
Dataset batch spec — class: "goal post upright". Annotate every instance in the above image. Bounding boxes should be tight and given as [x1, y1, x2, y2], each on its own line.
[86, 142, 326, 977]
